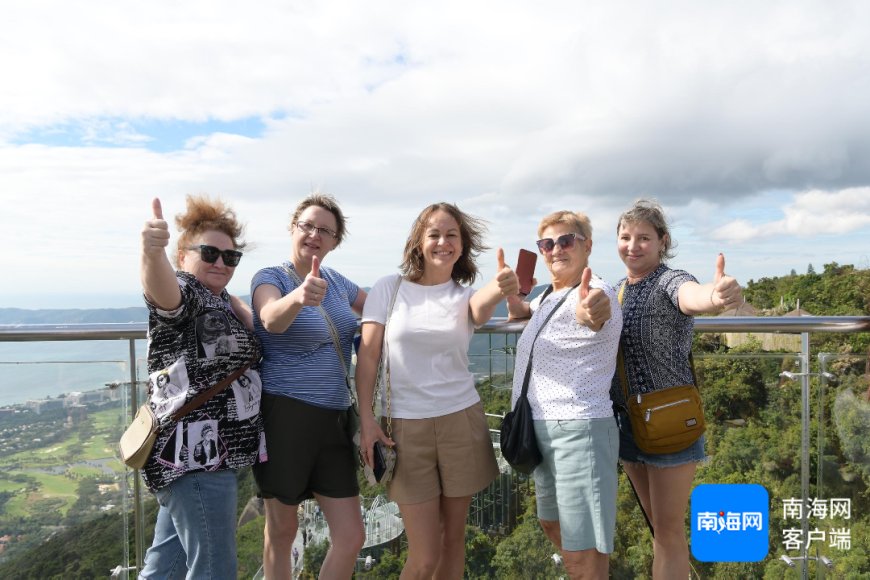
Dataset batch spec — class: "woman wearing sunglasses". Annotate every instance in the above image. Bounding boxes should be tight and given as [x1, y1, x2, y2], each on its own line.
[139, 195, 263, 579]
[505, 210, 622, 579]
[355, 202, 519, 579]
[610, 199, 742, 579]
[251, 193, 367, 579]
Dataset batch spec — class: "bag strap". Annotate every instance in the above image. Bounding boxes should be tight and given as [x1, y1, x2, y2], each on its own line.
[282, 264, 357, 407]
[378, 275, 402, 437]
[615, 280, 700, 404]
[167, 360, 253, 427]
[515, 283, 579, 404]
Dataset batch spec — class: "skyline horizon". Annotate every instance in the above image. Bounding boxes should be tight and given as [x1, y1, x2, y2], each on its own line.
[3, 256, 867, 311]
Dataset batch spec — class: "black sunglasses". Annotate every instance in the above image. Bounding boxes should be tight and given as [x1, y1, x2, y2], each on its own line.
[536, 233, 586, 253]
[187, 245, 243, 267]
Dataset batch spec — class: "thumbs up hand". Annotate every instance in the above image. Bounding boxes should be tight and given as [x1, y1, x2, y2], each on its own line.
[575, 268, 611, 331]
[579, 266, 591, 299]
[710, 253, 742, 311]
[296, 255, 328, 306]
[142, 197, 171, 257]
[494, 248, 520, 298]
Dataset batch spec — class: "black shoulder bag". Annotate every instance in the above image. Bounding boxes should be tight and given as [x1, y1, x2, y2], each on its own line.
[500, 284, 577, 473]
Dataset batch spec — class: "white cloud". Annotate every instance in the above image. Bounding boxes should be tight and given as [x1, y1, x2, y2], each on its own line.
[712, 187, 870, 242]
[1, 1, 870, 307]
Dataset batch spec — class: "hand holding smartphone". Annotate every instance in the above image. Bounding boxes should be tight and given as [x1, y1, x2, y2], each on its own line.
[372, 441, 387, 482]
[516, 249, 537, 296]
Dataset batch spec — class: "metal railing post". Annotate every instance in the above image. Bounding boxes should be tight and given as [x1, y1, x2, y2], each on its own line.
[800, 332, 810, 580]
[129, 338, 146, 573]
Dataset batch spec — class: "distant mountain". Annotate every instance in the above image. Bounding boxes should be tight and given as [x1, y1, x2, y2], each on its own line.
[0, 295, 255, 325]
[0, 307, 149, 324]
[0, 287, 555, 325]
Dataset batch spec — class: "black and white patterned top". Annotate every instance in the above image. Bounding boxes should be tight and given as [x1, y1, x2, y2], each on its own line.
[141, 271, 263, 492]
[610, 264, 697, 407]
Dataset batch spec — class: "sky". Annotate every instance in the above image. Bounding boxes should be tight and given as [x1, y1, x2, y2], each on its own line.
[2, 0, 869, 309]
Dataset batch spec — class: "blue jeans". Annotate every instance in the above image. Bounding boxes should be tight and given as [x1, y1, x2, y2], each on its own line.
[616, 409, 707, 467]
[139, 470, 238, 580]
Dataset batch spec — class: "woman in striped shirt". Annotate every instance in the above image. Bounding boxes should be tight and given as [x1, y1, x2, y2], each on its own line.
[251, 193, 367, 580]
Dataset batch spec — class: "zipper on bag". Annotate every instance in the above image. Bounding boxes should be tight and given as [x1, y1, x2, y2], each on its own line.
[644, 398, 691, 422]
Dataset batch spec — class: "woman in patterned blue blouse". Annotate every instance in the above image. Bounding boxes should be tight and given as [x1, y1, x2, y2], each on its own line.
[611, 199, 742, 579]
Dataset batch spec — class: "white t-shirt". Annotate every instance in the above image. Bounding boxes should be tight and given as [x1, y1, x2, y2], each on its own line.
[511, 276, 622, 420]
[361, 275, 479, 419]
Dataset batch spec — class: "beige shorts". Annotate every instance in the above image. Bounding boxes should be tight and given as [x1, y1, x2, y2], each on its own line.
[387, 401, 499, 504]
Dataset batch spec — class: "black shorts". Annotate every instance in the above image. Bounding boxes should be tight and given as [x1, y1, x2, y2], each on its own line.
[253, 393, 359, 505]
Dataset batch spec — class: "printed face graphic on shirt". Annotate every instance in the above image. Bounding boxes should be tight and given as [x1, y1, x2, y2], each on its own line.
[231, 371, 262, 420]
[149, 358, 190, 419]
[189, 419, 225, 469]
[195, 310, 238, 359]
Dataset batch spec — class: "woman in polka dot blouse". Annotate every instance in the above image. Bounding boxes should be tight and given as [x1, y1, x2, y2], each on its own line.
[507, 210, 622, 580]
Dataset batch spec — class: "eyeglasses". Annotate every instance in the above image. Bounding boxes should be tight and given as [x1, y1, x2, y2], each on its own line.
[296, 221, 338, 239]
[187, 245, 243, 267]
[536, 233, 586, 253]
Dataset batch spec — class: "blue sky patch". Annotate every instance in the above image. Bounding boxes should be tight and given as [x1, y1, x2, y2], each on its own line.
[13, 116, 268, 152]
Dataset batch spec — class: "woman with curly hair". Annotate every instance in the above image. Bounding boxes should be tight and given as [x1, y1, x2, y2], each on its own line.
[139, 195, 262, 579]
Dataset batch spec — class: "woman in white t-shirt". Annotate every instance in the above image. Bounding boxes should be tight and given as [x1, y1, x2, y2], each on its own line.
[355, 202, 519, 579]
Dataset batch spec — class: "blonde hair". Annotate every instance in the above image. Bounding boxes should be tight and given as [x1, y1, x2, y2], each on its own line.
[537, 210, 593, 240]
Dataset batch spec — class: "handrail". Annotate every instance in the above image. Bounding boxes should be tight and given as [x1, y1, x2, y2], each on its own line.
[2, 315, 869, 342]
[477, 315, 870, 334]
[0, 322, 147, 341]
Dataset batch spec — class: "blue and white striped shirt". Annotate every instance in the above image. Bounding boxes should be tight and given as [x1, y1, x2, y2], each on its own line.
[252, 262, 360, 410]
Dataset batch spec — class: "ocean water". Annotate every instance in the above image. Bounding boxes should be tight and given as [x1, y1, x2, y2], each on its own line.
[0, 332, 518, 408]
[0, 340, 147, 407]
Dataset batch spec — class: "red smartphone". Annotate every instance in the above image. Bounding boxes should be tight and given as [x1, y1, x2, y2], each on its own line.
[516, 249, 537, 296]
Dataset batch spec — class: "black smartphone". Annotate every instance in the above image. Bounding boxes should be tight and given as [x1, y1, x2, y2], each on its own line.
[516, 249, 537, 296]
[372, 441, 387, 482]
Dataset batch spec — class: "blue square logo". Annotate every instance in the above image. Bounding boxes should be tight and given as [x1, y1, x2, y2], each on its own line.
[691, 483, 769, 562]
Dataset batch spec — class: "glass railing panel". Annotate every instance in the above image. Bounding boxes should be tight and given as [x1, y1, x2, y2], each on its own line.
[469, 331, 518, 389]
[470, 331, 519, 433]
[816, 352, 868, 576]
[608, 351, 806, 578]
[2, 318, 869, 578]
[0, 341, 134, 578]
[686, 352, 807, 579]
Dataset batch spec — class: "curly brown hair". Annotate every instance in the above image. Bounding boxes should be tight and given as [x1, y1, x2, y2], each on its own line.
[400, 202, 488, 285]
[173, 195, 246, 268]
